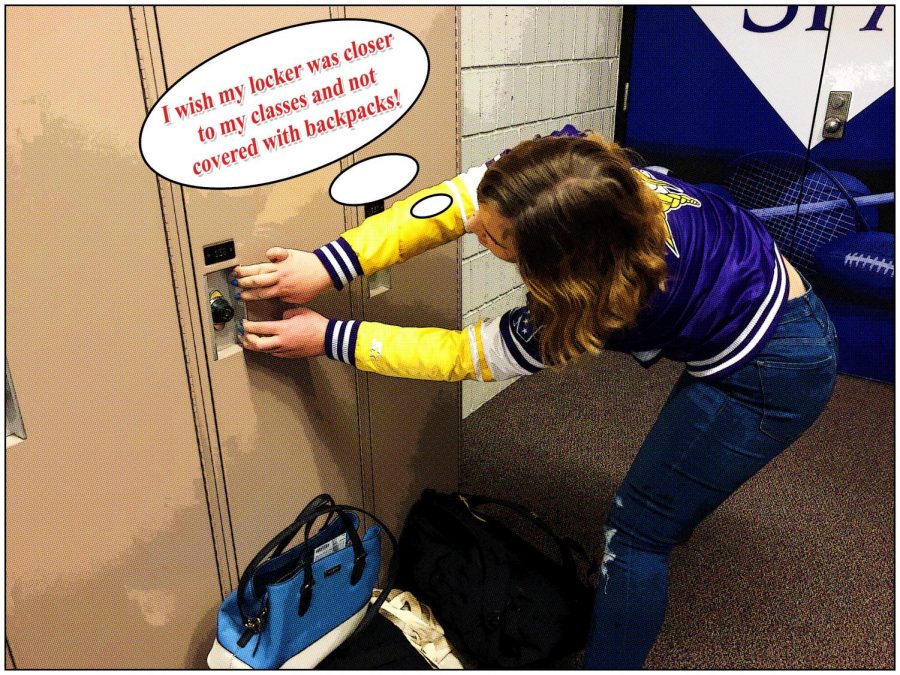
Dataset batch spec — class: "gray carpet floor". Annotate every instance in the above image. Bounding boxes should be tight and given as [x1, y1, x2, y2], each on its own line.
[460, 351, 895, 669]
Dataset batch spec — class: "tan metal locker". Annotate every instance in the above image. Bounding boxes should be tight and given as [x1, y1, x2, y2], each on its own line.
[152, 4, 368, 577]
[156, 6, 362, 570]
[345, 6, 461, 534]
[6, 5, 460, 667]
[6, 7, 222, 668]
[150, 4, 460, 544]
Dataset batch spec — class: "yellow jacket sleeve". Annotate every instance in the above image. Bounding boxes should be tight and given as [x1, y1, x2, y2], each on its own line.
[322, 305, 546, 382]
[312, 163, 487, 289]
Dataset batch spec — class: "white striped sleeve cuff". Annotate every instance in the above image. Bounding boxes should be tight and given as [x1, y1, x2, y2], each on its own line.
[314, 238, 364, 290]
[323, 319, 360, 365]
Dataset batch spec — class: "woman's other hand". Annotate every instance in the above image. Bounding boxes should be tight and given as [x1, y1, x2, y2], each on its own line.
[231, 247, 332, 304]
[239, 307, 329, 359]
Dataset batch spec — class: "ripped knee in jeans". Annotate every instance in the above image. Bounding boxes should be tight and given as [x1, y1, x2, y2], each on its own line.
[600, 524, 618, 594]
[595, 494, 627, 592]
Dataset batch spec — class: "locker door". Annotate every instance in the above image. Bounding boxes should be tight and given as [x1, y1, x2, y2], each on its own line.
[6, 7, 222, 667]
[809, 6, 894, 205]
[807, 6, 894, 383]
[623, 6, 832, 177]
[151, 7, 366, 572]
[624, 5, 894, 182]
[343, 6, 461, 534]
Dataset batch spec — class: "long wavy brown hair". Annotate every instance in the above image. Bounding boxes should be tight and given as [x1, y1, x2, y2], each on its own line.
[476, 134, 668, 365]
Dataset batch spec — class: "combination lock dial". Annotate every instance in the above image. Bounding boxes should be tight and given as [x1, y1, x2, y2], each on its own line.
[209, 290, 235, 327]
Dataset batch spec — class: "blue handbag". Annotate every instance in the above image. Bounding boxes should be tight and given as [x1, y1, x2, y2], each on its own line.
[208, 494, 397, 669]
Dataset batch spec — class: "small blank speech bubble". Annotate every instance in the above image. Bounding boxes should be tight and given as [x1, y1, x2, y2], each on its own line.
[329, 154, 418, 205]
[140, 19, 429, 189]
[411, 194, 453, 219]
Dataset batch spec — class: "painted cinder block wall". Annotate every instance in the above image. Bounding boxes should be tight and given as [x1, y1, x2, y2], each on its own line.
[459, 6, 623, 416]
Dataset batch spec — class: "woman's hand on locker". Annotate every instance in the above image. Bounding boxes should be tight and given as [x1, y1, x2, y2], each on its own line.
[239, 307, 328, 359]
[231, 247, 332, 304]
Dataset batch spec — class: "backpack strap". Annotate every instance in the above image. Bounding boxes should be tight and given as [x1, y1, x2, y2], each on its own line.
[460, 493, 591, 578]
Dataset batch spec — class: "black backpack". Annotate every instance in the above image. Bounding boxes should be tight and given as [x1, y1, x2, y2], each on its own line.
[397, 490, 596, 669]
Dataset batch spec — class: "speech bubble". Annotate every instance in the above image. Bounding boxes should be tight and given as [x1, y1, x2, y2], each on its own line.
[411, 193, 453, 219]
[329, 154, 418, 205]
[140, 19, 429, 189]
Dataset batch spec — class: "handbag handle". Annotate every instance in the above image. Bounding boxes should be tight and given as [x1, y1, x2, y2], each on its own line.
[295, 504, 374, 618]
[292, 502, 363, 618]
[236, 501, 363, 624]
[460, 493, 591, 578]
[270, 493, 336, 559]
[235, 502, 399, 649]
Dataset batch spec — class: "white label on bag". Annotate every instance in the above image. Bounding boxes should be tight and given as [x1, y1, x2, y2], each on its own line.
[313, 532, 349, 563]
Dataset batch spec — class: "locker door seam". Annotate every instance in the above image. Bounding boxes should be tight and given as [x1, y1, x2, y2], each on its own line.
[455, 5, 463, 485]
[129, 5, 238, 597]
[153, 5, 241, 599]
[6, 637, 17, 669]
[129, 5, 230, 599]
[154, 8, 238, 596]
[331, 4, 372, 525]
[789, 7, 835, 260]
[153, 6, 241, 593]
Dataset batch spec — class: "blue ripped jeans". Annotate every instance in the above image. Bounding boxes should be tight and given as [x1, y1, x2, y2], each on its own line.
[584, 288, 838, 669]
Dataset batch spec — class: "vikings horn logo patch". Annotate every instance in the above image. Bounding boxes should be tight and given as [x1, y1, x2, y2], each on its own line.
[634, 169, 701, 258]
